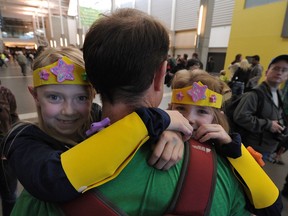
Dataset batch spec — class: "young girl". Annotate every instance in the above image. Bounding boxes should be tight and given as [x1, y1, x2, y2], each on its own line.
[2, 47, 193, 214]
[170, 69, 282, 215]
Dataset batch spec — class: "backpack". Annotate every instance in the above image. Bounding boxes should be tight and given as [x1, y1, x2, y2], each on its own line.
[60, 139, 217, 216]
[223, 89, 264, 135]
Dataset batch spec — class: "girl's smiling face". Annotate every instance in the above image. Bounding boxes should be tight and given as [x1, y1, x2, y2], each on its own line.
[32, 84, 92, 140]
[171, 103, 214, 132]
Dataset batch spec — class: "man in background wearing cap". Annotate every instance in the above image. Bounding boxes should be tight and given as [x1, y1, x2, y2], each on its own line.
[246, 55, 263, 91]
[234, 55, 288, 162]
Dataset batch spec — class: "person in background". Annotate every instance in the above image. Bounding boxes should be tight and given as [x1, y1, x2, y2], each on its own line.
[34, 45, 48, 59]
[183, 53, 188, 67]
[219, 70, 229, 83]
[246, 55, 263, 91]
[268, 78, 288, 164]
[0, 53, 8, 67]
[230, 59, 251, 95]
[0, 80, 19, 216]
[15, 51, 27, 76]
[187, 52, 203, 70]
[281, 174, 288, 199]
[171, 54, 186, 75]
[234, 55, 288, 160]
[164, 54, 177, 87]
[206, 56, 215, 73]
[278, 79, 288, 197]
[228, 53, 242, 77]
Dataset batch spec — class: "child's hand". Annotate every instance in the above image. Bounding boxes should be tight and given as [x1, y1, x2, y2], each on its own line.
[165, 110, 193, 141]
[148, 131, 184, 170]
[193, 124, 232, 145]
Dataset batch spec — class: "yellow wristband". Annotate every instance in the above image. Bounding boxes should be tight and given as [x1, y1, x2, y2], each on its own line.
[228, 144, 279, 209]
[61, 112, 149, 192]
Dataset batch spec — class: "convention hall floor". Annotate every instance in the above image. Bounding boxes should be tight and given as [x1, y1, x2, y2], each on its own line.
[0, 61, 287, 215]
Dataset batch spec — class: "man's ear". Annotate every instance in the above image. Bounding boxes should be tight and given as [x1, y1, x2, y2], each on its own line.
[154, 61, 167, 91]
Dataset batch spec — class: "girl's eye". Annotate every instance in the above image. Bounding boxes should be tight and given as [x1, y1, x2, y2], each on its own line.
[198, 108, 209, 115]
[175, 105, 186, 112]
[77, 96, 89, 103]
[47, 95, 61, 102]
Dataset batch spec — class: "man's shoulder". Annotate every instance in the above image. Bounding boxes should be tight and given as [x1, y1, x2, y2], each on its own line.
[255, 64, 264, 71]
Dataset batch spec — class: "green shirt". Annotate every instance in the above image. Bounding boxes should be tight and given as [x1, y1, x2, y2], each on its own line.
[12, 145, 250, 216]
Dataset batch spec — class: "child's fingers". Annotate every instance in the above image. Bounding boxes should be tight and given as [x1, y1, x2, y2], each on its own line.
[162, 142, 183, 170]
[148, 131, 184, 170]
[148, 140, 165, 166]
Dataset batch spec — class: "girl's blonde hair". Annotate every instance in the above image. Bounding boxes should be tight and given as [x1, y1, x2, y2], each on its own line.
[33, 46, 85, 70]
[171, 69, 230, 132]
[33, 46, 96, 144]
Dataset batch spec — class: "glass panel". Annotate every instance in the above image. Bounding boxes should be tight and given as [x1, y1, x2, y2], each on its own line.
[245, 0, 282, 8]
[1, 17, 34, 39]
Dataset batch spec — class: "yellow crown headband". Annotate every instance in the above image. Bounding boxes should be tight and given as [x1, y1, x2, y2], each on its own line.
[171, 81, 223, 108]
[33, 56, 88, 87]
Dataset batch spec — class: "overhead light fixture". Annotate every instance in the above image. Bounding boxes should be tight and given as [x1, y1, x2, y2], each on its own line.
[197, 5, 204, 36]
[76, 33, 80, 45]
[60, 37, 63, 46]
[82, 34, 85, 44]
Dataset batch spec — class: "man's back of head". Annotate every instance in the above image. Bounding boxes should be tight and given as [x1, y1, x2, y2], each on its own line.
[83, 8, 169, 104]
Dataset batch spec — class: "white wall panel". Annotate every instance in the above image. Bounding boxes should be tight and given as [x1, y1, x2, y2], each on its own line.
[151, 0, 173, 29]
[67, 17, 77, 45]
[212, 0, 234, 26]
[174, 0, 200, 31]
[209, 26, 231, 47]
[135, 0, 149, 13]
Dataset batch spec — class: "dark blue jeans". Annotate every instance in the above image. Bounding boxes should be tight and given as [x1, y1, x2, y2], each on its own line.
[231, 81, 244, 95]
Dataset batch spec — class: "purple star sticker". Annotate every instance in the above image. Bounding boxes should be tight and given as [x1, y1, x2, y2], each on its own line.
[209, 95, 217, 103]
[176, 91, 184, 101]
[50, 59, 75, 83]
[187, 82, 207, 102]
[39, 69, 49, 80]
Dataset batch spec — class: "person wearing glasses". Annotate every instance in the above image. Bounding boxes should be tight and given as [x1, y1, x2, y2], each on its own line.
[234, 55, 288, 161]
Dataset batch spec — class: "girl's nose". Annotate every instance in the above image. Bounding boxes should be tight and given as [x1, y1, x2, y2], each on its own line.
[186, 112, 196, 126]
[61, 101, 76, 115]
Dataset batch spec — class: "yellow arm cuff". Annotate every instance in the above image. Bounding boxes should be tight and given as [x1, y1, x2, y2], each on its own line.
[228, 144, 279, 209]
[61, 112, 149, 193]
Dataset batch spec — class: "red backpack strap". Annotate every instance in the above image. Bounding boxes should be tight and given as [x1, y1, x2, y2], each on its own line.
[165, 139, 217, 216]
[60, 189, 128, 216]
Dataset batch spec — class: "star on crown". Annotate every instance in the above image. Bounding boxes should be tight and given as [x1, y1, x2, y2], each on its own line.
[50, 59, 75, 83]
[39, 69, 49, 80]
[187, 82, 207, 102]
[176, 91, 184, 101]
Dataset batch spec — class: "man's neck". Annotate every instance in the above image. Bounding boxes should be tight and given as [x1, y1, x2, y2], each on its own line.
[101, 102, 136, 123]
[265, 80, 279, 90]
